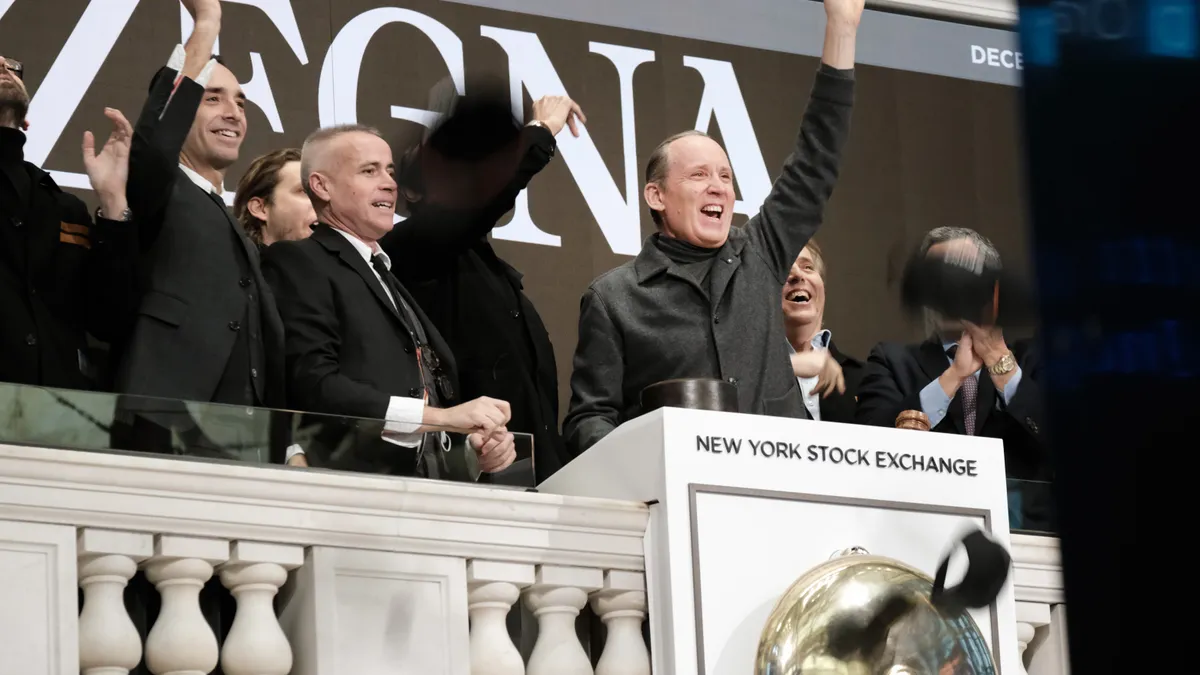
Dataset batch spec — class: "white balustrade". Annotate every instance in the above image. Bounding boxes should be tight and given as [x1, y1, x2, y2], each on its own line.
[143, 535, 230, 675]
[590, 571, 650, 675]
[219, 541, 304, 675]
[468, 560, 535, 675]
[0, 442, 1067, 675]
[524, 565, 604, 675]
[77, 528, 154, 675]
[1012, 535, 1070, 675]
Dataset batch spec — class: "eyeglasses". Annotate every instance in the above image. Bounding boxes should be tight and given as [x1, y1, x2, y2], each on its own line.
[1, 58, 23, 80]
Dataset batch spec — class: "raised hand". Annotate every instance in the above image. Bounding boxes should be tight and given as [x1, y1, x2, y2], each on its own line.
[82, 107, 133, 218]
[181, 0, 222, 24]
[938, 331, 983, 397]
[530, 95, 587, 138]
[824, 0, 866, 28]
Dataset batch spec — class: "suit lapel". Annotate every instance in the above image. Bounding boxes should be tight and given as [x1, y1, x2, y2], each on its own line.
[313, 226, 406, 326]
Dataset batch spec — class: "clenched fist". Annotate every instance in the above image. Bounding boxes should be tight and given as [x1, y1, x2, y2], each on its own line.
[469, 428, 517, 473]
[427, 396, 512, 436]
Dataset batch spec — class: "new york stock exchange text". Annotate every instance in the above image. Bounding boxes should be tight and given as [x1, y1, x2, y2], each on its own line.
[696, 435, 981, 477]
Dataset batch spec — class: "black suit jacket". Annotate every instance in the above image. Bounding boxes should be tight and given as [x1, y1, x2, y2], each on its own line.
[263, 225, 460, 472]
[799, 339, 863, 424]
[381, 125, 565, 481]
[0, 139, 137, 390]
[855, 338, 1050, 481]
[115, 66, 284, 405]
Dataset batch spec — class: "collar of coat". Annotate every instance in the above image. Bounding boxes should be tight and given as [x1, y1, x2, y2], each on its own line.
[633, 226, 749, 284]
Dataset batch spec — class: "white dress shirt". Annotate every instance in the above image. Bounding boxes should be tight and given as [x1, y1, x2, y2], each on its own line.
[790, 329, 832, 421]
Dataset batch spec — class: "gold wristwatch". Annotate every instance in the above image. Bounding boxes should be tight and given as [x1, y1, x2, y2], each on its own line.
[987, 351, 1017, 376]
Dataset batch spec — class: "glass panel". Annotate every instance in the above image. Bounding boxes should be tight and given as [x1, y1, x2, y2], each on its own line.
[0, 381, 535, 487]
[1006, 478, 1058, 536]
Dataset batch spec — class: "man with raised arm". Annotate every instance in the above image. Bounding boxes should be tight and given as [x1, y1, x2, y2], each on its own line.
[116, 0, 284, 408]
[0, 52, 137, 389]
[563, 0, 865, 455]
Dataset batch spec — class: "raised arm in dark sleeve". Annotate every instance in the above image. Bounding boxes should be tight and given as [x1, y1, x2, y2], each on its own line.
[381, 125, 557, 281]
[855, 343, 923, 428]
[748, 65, 856, 278]
[127, 67, 203, 249]
[562, 287, 625, 456]
[74, 202, 139, 344]
[262, 242, 391, 420]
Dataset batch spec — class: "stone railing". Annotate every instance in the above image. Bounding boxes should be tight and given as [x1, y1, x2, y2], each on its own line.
[0, 441, 1064, 675]
[1011, 534, 1071, 675]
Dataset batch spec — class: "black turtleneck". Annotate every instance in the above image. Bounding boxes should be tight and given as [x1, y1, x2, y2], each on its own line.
[0, 126, 32, 221]
[652, 231, 721, 296]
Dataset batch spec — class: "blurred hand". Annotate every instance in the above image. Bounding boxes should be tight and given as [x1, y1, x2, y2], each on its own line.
[938, 331, 983, 396]
[813, 352, 846, 398]
[286, 454, 309, 468]
[531, 95, 587, 137]
[82, 107, 133, 217]
[963, 321, 1009, 369]
[469, 429, 516, 473]
[790, 350, 823, 378]
[428, 396, 511, 436]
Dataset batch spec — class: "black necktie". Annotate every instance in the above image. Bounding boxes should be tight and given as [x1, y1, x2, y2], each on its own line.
[370, 254, 445, 407]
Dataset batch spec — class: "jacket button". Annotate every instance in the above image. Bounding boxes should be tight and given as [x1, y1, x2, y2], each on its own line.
[404, 345, 413, 354]
[228, 321, 241, 331]
[25, 333, 37, 346]
[251, 368, 258, 378]
[1027, 418, 1038, 433]
[409, 387, 422, 398]
[511, 310, 522, 319]
[239, 277, 251, 287]
[727, 376, 738, 386]
[713, 316, 720, 324]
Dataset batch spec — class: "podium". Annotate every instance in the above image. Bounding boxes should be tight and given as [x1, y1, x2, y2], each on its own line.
[540, 408, 1019, 675]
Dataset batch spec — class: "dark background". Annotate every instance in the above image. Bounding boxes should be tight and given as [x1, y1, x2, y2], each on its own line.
[1, 0, 1028, 416]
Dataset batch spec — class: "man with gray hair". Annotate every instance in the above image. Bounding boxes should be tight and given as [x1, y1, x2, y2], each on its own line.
[263, 124, 516, 478]
[855, 227, 1049, 485]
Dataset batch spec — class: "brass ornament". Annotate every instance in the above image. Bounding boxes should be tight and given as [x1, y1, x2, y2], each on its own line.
[754, 547, 996, 675]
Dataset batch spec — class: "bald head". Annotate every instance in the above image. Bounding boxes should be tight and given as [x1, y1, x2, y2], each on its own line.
[300, 124, 397, 243]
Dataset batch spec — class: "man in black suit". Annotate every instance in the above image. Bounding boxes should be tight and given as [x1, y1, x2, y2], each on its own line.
[115, 0, 283, 409]
[0, 53, 137, 390]
[782, 240, 863, 423]
[384, 93, 585, 482]
[856, 227, 1050, 487]
[263, 124, 517, 478]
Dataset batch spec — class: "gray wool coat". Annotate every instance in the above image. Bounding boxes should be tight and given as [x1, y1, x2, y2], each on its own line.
[563, 66, 856, 456]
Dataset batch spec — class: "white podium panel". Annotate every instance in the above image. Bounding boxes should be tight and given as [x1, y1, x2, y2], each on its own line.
[541, 408, 1017, 675]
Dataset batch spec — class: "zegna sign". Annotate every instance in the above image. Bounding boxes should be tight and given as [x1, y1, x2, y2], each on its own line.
[15, 0, 787, 257]
[3, 0, 1029, 395]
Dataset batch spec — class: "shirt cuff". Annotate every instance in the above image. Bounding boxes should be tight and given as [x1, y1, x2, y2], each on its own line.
[382, 395, 425, 447]
[165, 43, 216, 87]
[919, 379, 953, 429]
[1000, 366, 1023, 406]
[284, 444, 305, 462]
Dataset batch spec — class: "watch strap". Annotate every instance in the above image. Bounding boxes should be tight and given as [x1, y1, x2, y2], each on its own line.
[987, 352, 1016, 375]
[96, 206, 132, 222]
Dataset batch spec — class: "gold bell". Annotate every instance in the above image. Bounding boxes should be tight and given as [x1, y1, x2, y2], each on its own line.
[754, 547, 996, 675]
